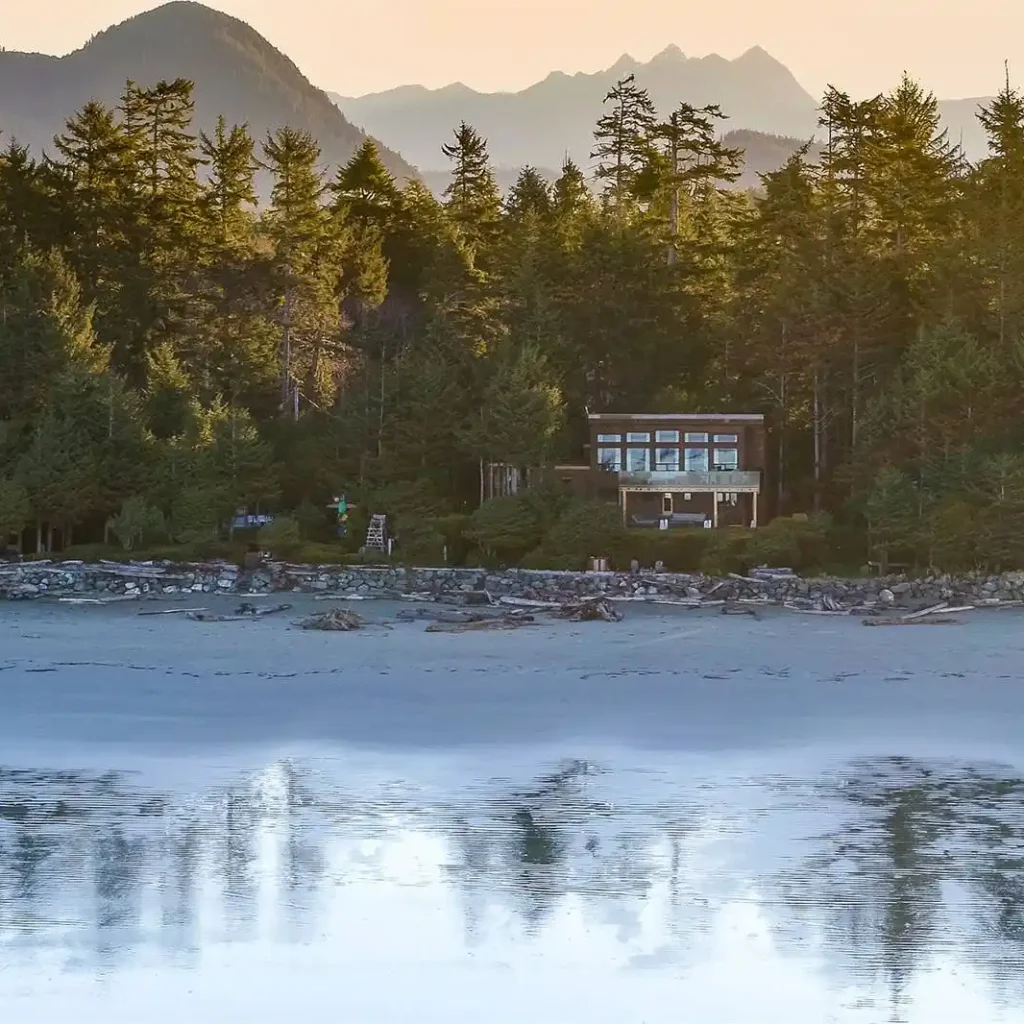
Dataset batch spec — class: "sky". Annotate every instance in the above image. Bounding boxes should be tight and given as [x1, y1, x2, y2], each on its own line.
[1, 0, 1018, 100]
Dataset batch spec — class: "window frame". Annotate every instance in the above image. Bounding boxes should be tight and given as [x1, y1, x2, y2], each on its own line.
[684, 447, 709, 473]
[713, 447, 739, 471]
[626, 447, 650, 472]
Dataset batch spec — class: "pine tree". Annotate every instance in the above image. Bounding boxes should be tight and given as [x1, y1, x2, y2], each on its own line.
[261, 127, 333, 415]
[441, 122, 502, 261]
[971, 73, 1024, 347]
[591, 74, 657, 208]
[653, 103, 742, 263]
[328, 139, 401, 228]
[199, 116, 258, 251]
[459, 343, 564, 467]
[0, 247, 110, 431]
[505, 167, 552, 224]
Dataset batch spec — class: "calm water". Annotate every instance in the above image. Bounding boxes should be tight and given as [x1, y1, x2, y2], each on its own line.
[1, 753, 1023, 1022]
[3, 600, 1024, 1021]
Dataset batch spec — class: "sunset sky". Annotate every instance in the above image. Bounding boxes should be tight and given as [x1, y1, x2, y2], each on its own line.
[2, 0, 1016, 100]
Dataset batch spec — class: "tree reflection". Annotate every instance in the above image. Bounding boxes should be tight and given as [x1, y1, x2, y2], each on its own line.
[770, 757, 1024, 1019]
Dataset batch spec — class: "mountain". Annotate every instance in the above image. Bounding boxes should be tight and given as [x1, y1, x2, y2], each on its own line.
[0, 1, 418, 186]
[331, 45, 820, 174]
[331, 46, 997, 176]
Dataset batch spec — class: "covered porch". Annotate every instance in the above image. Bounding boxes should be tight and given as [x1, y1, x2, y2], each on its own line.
[618, 470, 761, 529]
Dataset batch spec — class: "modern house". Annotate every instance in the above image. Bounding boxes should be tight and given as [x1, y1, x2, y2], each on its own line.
[551, 413, 765, 528]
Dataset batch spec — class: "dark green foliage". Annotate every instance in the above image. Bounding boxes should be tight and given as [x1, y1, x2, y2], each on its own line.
[467, 495, 548, 564]
[6, 66, 1024, 572]
[528, 501, 626, 570]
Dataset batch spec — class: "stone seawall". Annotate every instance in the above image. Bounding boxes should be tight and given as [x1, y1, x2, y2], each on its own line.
[3, 559, 1024, 612]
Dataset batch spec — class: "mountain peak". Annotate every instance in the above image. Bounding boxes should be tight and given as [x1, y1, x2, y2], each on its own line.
[1, 0, 418, 185]
[735, 45, 782, 67]
[609, 53, 637, 74]
[652, 44, 685, 62]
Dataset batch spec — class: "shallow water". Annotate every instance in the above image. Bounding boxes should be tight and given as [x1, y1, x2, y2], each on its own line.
[2, 599, 1024, 1022]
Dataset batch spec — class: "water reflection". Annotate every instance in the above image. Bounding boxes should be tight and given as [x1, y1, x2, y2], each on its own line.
[1, 756, 1023, 1020]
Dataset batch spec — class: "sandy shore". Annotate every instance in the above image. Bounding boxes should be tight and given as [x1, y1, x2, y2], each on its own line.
[3, 594, 1023, 762]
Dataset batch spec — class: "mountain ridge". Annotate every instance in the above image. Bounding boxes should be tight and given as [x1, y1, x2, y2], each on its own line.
[331, 47, 994, 172]
[0, 1, 419, 185]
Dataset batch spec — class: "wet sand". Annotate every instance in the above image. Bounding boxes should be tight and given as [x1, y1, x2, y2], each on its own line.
[2, 598, 1024, 1022]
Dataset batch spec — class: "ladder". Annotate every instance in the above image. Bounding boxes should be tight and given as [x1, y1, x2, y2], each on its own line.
[365, 514, 387, 552]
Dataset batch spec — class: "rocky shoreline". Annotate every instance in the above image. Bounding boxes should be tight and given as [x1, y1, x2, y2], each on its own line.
[2, 558, 1024, 614]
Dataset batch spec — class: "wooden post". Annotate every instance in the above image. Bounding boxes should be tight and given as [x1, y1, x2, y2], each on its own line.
[713, 492, 719, 529]
[752, 491, 759, 528]
[621, 489, 628, 526]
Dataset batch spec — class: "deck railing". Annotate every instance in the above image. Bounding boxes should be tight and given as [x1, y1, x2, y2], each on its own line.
[616, 469, 761, 490]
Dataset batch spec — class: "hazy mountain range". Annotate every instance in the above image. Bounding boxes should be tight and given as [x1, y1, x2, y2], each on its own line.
[0, 1, 996, 203]
[0, 1, 417, 183]
[332, 45, 994, 178]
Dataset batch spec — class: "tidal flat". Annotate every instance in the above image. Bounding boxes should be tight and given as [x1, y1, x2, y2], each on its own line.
[1, 597, 1024, 1023]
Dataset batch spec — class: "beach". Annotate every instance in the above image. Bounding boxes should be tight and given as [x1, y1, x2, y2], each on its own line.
[2, 597, 1024, 1022]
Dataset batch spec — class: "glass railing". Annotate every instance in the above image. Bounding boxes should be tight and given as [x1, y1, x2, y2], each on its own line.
[616, 469, 761, 488]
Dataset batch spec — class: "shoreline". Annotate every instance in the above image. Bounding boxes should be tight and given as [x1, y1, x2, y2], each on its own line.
[3, 557, 1024, 615]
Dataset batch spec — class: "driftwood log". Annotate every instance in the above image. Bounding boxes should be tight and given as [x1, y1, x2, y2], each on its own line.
[298, 608, 366, 631]
[426, 611, 535, 633]
[551, 598, 623, 622]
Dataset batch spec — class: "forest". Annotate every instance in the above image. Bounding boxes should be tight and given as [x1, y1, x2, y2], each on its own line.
[2, 71, 1024, 573]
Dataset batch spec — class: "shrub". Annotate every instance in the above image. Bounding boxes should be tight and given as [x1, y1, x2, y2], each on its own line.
[467, 494, 546, 563]
[613, 528, 713, 571]
[258, 515, 301, 553]
[107, 496, 166, 551]
[394, 515, 446, 565]
[528, 500, 625, 570]
[698, 527, 753, 576]
[169, 486, 222, 544]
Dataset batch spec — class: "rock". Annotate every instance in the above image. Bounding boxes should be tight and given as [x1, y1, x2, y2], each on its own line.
[879, 588, 895, 605]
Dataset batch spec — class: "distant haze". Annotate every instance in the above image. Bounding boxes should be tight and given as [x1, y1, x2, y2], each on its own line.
[4, 0, 1021, 101]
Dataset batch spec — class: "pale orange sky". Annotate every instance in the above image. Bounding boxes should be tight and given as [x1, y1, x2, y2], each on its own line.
[1, 0, 1017, 99]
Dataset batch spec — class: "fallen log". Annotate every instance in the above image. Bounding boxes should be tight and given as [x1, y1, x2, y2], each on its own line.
[395, 607, 500, 624]
[426, 613, 535, 633]
[138, 607, 208, 616]
[551, 598, 623, 622]
[497, 596, 562, 610]
[863, 616, 962, 627]
[783, 603, 850, 615]
[235, 602, 292, 617]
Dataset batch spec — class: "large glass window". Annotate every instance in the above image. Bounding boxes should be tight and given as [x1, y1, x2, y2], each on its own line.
[684, 432, 709, 443]
[596, 433, 621, 443]
[656, 447, 680, 471]
[626, 447, 649, 472]
[713, 433, 738, 443]
[684, 447, 709, 472]
[626, 431, 651, 443]
[598, 447, 622, 471]
[713, 448, 739, 470]
[655, 430, 680, 443]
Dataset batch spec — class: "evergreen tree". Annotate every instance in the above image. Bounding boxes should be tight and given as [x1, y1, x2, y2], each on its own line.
[0, 247, 110, 431]
[591, 74, 657, 208]
[505, 167, 552, 224]
[460, 343, 564, 467]
[653, 103, 742, 263]
[441, 122, 502, 261]
[199, 116, 258, 251]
